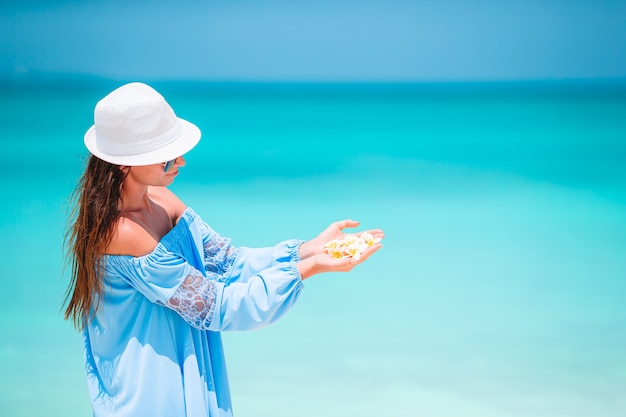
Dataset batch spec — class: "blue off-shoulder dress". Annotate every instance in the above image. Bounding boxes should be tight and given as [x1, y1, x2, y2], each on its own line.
[84, 207, 304, 417]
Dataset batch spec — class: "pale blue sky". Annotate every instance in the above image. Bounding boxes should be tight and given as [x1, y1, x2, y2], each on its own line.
[1, 0, 626, 82]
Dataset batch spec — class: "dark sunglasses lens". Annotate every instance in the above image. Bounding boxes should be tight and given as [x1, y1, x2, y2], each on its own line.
[163, 159, 176, 172]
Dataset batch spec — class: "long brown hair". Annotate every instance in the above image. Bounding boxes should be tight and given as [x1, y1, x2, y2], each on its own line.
[63, 155, 128, 330]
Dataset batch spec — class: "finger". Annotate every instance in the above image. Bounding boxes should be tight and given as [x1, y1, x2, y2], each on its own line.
[335, 219, 360, 231]
[364, 228, 385, 237]
[328, 256, 355, 271]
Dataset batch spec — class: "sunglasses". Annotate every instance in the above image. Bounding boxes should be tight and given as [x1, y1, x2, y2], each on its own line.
[161, 158, 177, 173]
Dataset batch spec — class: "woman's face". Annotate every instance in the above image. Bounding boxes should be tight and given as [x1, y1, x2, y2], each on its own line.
[124, 156, 186, 187]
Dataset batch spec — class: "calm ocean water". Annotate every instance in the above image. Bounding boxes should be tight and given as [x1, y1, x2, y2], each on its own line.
[1, 80, 625, 417]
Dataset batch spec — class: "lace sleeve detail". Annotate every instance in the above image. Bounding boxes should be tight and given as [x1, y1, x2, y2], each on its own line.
[165, 269, 217, 330]
[204, 232, 240, 282]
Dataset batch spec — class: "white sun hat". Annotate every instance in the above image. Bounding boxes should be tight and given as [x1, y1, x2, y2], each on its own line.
[84, 82, 201, 166]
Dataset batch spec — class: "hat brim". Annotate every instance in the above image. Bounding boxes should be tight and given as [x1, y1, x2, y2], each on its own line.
[84, 118, 201, 166]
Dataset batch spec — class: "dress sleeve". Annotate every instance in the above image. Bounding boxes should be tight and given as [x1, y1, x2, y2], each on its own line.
[193, 220, 306, 330]
[163, 261, 304, 332]
[199, 220, 304, 284]
[165, 266, 220, 330]
[111, 238, 304, 332]
[208, 261, 304, 331]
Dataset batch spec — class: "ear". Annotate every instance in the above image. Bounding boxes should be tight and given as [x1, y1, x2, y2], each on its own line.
[119, 165, 131, 174]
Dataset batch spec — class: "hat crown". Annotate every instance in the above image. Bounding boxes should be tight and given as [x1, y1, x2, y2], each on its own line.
[93, 82, 182, 157]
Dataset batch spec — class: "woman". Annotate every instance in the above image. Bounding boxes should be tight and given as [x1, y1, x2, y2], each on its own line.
[63, 82, 383, 417]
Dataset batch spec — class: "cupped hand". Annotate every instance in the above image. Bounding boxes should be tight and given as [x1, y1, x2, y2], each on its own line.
[299, 219, 385, 260]
[297, 233, 384, 279]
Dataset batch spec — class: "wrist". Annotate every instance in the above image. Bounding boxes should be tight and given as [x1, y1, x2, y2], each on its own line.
[296, 257, 317, 280]
[298, 240, 319, 260]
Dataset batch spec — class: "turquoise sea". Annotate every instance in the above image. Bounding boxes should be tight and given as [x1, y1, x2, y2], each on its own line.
[1, 80, 625, 417]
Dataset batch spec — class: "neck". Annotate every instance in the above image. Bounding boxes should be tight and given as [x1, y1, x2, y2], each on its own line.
[119, 177, 152, 213]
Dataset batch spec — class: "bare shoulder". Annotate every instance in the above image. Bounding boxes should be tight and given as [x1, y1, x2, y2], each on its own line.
[106, 217, 159, 257]
[105, 187, 188, 257]
[148, 186, 188, 222]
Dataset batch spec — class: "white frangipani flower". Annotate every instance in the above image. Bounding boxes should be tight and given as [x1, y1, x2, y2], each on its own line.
[324, 232, 381, 259]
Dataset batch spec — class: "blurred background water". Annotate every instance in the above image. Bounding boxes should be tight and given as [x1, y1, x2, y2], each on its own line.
[0, 79, 625, 416]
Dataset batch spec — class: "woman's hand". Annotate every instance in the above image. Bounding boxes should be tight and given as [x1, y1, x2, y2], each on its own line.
[297, 219, 384, 279]
[297, 239, 383, 279]
[298, 219, 384, 260]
